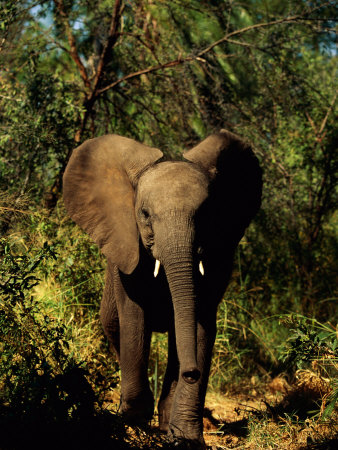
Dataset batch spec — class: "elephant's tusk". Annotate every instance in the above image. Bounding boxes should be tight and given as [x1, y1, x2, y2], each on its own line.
[154, 259, 160, 277]
[199, 260, 204, 276]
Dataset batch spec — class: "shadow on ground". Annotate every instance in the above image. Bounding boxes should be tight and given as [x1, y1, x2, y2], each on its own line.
[1, 374, 337, 450]
[0, 410, 128, 450]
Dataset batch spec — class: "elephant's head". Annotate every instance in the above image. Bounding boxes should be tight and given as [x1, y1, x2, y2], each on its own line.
[63, 131, 262, 384]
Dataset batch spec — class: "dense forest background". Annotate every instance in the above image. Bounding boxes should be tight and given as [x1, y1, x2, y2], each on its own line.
[0, 1, 337, 448]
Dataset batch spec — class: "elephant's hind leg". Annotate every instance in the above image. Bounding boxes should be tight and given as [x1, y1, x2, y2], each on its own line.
[118, 300, 154, 424]
[100, 264, 120, 359]
[158, 330, 179, 431]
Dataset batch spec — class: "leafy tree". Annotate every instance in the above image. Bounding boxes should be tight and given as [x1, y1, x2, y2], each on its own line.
[0, 0, 336, 410]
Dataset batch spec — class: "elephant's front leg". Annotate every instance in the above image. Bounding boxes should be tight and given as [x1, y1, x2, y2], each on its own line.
[168, 307, 217, 448]
[118, 295, 154, 424]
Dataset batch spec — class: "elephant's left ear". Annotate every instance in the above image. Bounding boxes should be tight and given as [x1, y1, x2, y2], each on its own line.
[184, 129, 262, 240]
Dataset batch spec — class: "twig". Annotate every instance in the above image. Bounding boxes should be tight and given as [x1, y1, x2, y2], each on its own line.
[319, 91, 337, 135]
[306, 91, 337, 143]
[0, 207, 35, 215]
[305, 111, 319, 136]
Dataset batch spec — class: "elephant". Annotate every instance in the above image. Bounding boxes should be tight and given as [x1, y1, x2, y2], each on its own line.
[63, 129, 262, 448]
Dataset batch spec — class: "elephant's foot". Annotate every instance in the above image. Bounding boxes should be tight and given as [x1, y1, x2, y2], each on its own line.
[120, 389, 154, 425]
[167, 436, 206, 449]
[167, 424, 205, 449]
[158, 385, 177, 431]
[158, 403, 170, 432]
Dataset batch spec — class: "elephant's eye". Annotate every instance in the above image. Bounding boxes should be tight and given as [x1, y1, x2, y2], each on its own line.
[141, 208, 150, 219]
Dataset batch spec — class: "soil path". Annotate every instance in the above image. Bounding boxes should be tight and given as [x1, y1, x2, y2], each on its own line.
[104, 375, 337, 449]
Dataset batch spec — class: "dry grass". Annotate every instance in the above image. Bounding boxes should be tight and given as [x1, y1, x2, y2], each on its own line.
[201, 372, 337, 449]
[94, 372, 337, 449]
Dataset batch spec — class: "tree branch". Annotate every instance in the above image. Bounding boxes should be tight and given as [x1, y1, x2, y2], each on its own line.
[73, 1, 124, 143]
[91, 0, 124, 92]
[97, 56, 196, 95]
[197, 4, 330, 57]
[53, 0, 90, 90]
[97, 5, 330, 96]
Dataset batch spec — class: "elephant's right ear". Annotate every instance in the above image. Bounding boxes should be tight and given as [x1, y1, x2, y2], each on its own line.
[184, 130, 262, 245]
[63, 135, 163, 274]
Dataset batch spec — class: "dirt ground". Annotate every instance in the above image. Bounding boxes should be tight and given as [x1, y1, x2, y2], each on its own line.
[203, 373, 337, 449]
[203, 388, 284, 449]
[104, 372, 337, 449]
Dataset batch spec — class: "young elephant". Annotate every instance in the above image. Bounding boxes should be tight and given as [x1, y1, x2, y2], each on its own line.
[63, 130, 262, 448]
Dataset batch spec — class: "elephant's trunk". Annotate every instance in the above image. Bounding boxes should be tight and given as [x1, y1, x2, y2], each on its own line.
[161, 241, 200, 385]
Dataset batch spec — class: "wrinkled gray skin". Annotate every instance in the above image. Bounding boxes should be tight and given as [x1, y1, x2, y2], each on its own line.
[63, 130, 262, 449]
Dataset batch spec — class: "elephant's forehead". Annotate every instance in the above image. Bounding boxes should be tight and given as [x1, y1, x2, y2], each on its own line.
[137, 161, 208, 207]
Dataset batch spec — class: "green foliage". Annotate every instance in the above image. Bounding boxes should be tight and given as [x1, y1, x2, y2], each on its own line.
[0, 234, 133, 449]
[0, 67, 80, 199]
[280, 315, 337, 369]
[0, 238, 94, 421]
[279, 314, 337, 418]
